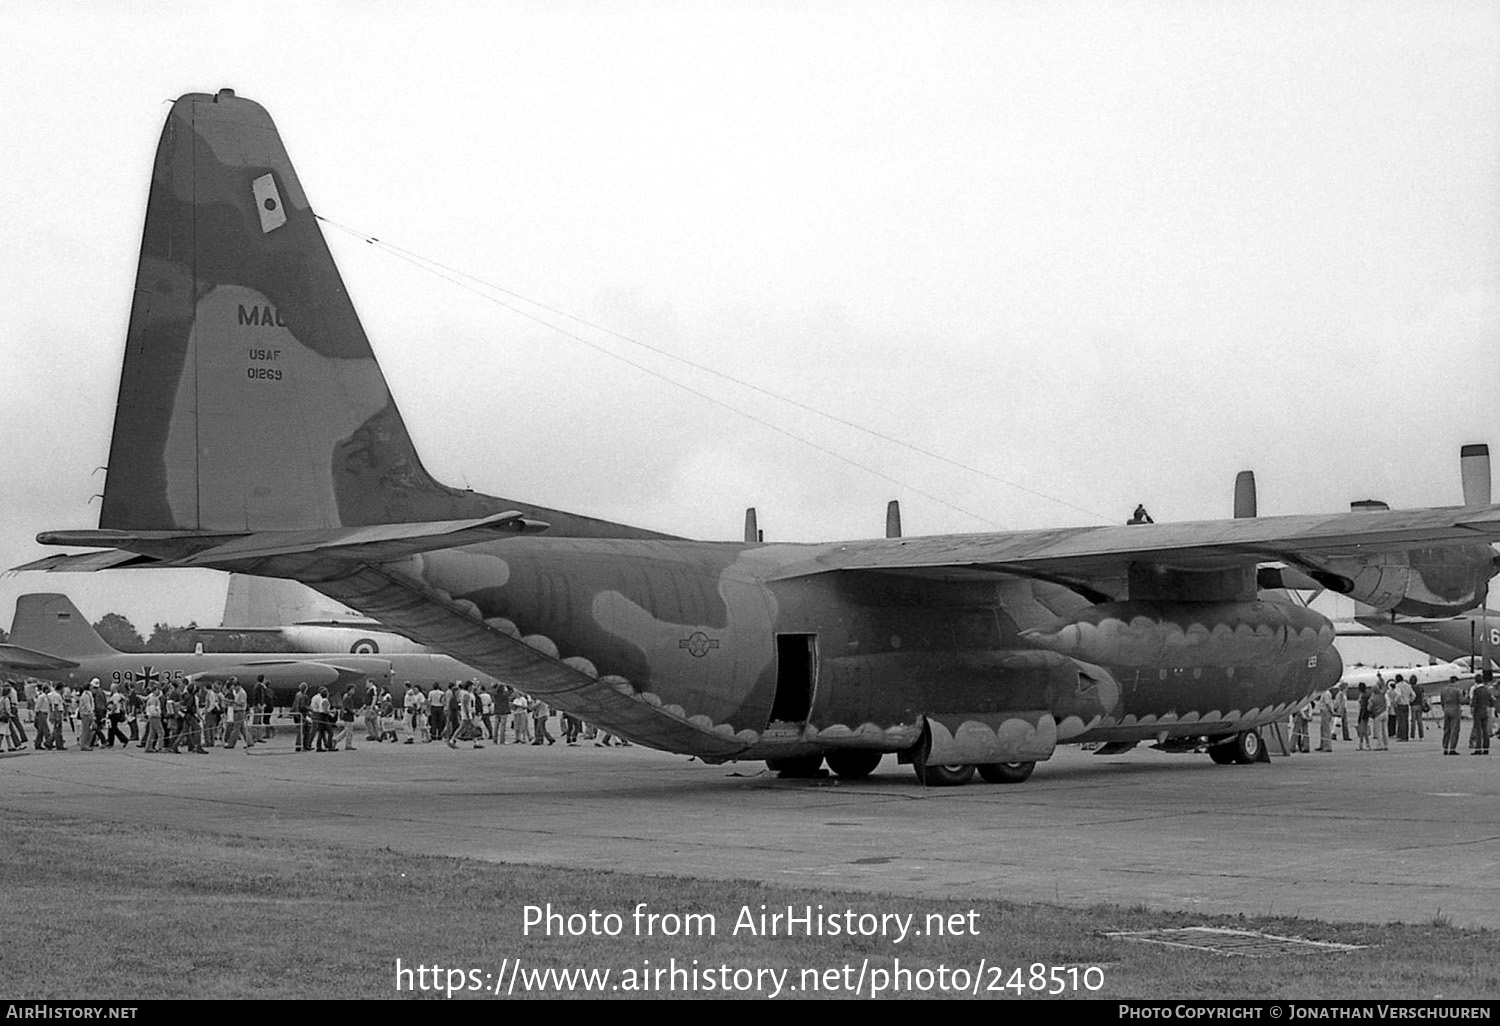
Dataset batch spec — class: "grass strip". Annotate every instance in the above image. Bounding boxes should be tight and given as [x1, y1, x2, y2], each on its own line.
[1, 810, 1495, 999]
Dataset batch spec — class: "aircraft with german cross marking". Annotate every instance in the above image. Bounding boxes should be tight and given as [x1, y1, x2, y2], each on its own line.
[0, 593, 494, 702]
[21, 89, 1500, 783]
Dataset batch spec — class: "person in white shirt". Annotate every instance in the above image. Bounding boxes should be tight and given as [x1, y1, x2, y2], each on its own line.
[76, 684, 96, 751]
[143, 688, 164, 752]
[403, 683, 425, 744]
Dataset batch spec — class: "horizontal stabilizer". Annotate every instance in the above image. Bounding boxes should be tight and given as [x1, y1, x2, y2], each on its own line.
[31, 512, 548, 572]
[177, 512, 549, 566]
[0, 644, 80, 671]
[11, 550, 153, 573]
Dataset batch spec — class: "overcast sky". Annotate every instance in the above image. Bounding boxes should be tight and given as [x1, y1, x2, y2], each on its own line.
[1, 0, 1496, 632]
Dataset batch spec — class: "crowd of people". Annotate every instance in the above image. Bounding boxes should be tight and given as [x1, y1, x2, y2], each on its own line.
[1289, 670, 1497, 756]
[0, 676, 630, 754]
[6, 669, 1498, 760]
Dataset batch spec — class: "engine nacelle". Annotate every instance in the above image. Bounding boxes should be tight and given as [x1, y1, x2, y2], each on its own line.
[1020, 600, 1334, 668]
[1298, 545, 1497, 617]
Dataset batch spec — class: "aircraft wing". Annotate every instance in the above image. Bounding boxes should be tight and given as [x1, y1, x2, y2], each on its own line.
[769, 505, 1500, 585]
[0, 644, 80, 672]
[1353, 614, 1481, 664]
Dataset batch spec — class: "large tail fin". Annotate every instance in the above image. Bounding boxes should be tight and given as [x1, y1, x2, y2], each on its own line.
[100, 89, 496, 533]
[9, 594, 120, 658]
[222, 573, 358, 627]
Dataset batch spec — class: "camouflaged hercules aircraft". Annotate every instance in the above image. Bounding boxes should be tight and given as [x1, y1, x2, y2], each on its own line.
[23, 89, 1500, 784]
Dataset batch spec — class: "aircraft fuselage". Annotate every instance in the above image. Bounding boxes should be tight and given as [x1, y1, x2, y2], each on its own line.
[308, 536, 1341, 766]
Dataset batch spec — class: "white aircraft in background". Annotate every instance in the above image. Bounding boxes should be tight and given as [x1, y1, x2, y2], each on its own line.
[200, 574, 433, 655]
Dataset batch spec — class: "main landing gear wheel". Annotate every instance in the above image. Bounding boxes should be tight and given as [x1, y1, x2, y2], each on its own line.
[914, 762, 975, 786]
[977, 761, 1034, 784]
[766, 754, 825, 778]
[825, 750, 882, 780]
[909, 728, 974, 786]
[1208, 743, 1237, 765]
[1208, 731, 1261, 765]
[1232, 729, 1262, 765]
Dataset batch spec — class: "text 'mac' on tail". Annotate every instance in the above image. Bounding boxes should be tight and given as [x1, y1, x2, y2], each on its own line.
[9, 594, 118, 658]
[101, 90, 671, 541]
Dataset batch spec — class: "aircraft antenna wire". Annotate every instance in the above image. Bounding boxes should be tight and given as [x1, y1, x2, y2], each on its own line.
[316, 214, 1117, 527]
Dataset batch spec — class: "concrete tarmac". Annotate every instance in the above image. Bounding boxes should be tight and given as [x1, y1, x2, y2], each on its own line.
[2, 724, 1496, 928]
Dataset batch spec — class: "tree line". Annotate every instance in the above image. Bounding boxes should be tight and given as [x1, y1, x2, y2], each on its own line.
[92, 613, 293, 654]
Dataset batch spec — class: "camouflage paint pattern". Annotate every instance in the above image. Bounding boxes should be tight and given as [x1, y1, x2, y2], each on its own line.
[40, 91, 1496, 775]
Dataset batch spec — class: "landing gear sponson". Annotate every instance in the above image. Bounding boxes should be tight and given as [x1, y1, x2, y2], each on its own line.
[768, 727, 1266, 784]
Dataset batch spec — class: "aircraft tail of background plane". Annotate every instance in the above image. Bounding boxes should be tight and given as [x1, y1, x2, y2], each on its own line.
[99, 89, 513, 535]
[9, 594, 119, 658]
[222, 573, 358, 629]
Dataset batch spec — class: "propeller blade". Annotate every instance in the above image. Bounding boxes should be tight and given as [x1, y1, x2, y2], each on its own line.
[1233, 471, 1257, 519]
[1462, 443, 1491, 507]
